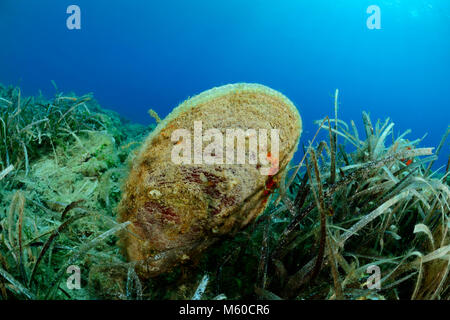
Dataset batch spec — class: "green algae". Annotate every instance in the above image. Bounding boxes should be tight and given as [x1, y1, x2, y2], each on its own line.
[0, 84, 448, 300]
[0, 84, 152, 299]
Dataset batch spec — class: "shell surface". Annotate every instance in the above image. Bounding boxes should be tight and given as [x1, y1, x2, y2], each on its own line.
[118, 83, 302, 277]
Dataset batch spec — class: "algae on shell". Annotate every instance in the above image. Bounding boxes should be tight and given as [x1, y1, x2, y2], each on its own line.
[118, 83, 302, 278]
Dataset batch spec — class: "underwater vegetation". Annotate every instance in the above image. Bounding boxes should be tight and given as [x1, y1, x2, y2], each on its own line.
[0, 84, 448, 300]
[0, 83, 151, 299]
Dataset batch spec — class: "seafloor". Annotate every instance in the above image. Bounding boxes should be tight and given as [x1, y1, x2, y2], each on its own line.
[0, 84, 448, 300]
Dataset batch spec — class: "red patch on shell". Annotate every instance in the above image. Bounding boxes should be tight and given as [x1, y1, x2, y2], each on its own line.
[143, 200, 179, 224]
[181, 167, 237, 215]
[263, 176, 276, 196]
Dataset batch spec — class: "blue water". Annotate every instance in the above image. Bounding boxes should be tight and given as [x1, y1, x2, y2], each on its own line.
[1, 1, 449, 168]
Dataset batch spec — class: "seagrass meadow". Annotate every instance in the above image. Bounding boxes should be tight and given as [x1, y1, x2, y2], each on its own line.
[0, 84, 449, 300]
